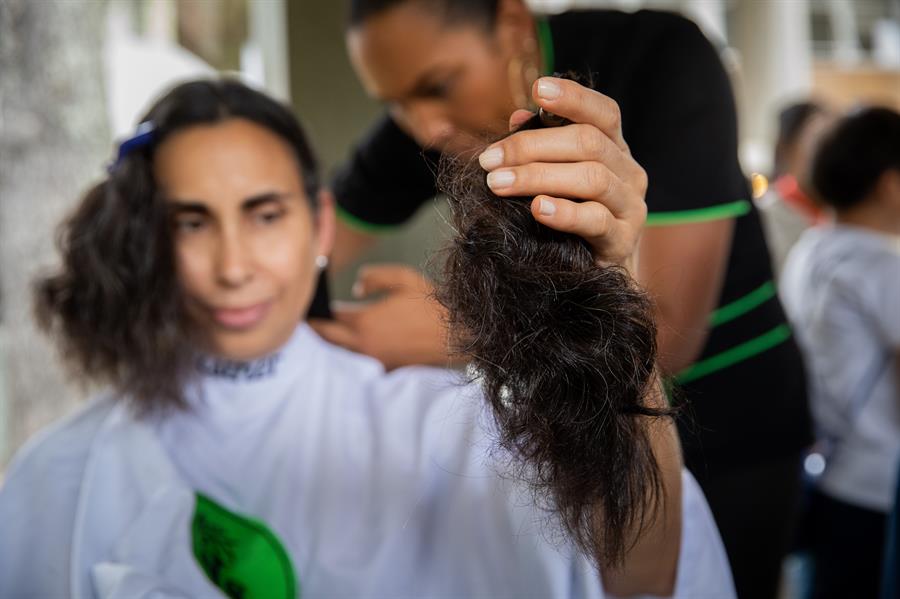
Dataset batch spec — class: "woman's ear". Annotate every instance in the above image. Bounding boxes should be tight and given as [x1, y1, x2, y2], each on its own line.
[494, 0, 534, 49]
[315, 188, 337, 259]
[876, 169, 900, 212]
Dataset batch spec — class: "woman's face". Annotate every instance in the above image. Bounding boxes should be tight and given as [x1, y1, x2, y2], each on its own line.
[154, 118, 332, 361]
[347, 1, 532, 154]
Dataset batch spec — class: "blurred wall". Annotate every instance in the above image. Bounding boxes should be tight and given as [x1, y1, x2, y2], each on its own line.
[0, 0, 109, 465]
[730, 0, 814, 174]
[813, 63, 900, 111]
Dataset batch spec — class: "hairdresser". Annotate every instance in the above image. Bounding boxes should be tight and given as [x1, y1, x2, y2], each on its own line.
[316, 1, 812, 596]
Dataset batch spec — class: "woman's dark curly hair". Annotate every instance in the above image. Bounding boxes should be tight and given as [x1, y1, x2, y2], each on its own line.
[436, 114, 670, 566]
[34, 79, 320, 413]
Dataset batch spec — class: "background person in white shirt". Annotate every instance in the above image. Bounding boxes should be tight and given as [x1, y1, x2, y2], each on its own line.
[756, 100, 833, 277]
[0, 78, 733, 598]
[781, 106, 900, 599]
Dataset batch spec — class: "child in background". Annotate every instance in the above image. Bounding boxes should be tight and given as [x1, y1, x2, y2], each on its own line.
[780, 106, 900, 599]
[756, 101, 833, 276]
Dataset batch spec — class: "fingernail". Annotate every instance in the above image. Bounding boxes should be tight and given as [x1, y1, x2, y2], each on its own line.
[537, 78, 561, 100]
[486, 170, 515, 189]
[351, 281, 364, 298]
[478, 147, 504, 171]
[539, 198, 556, 216]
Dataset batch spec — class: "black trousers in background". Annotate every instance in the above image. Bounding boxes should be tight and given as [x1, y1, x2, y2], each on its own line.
[697, 453, 805, 599]
[807, 490, 887, 599]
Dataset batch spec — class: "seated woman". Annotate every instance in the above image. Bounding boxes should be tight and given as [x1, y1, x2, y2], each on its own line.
[0, 79, 732, 598]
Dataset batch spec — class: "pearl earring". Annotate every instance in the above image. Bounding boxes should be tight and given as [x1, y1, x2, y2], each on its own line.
[315, 255, 329, 270]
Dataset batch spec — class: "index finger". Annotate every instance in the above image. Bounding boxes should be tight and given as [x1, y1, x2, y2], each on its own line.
[531, 77, 628, 152]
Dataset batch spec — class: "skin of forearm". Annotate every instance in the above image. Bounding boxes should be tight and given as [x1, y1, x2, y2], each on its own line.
[600, 220, 734, 593]
[331, 218, 379, 272]
[599, 381, 683, 597]
[655, 318, 710, 376]
[638, 219, 734, 376]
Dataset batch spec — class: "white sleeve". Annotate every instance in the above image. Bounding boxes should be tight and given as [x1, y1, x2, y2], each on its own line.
[670, 470, 736, 599]
[870, 255, 900, 348]
[0, 400, 113, 599]
[91, 486, 225, 599]
[0, 444, 82, 598]
[92, 564, 202, 599]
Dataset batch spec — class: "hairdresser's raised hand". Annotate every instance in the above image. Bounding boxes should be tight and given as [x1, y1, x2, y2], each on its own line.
[309, 264, 454, 370]
[478, 77, 647, 273]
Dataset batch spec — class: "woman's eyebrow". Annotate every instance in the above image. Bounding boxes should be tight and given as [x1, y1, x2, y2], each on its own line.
[165, 193, 293, 213]
[381, 66, 456, 103]
[242, 192, 292, 211]
[167, 200, 210, 215]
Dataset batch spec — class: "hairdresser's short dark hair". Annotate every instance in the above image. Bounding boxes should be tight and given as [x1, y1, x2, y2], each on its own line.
[436, 114, 668, 566]
[34, 79, 320, 413]
[811, 106, 900, 211]
[348, 0, 500, 28]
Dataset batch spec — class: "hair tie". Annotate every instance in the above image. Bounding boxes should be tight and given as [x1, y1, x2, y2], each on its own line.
[107, 121, 156, 173]
[538, 107, 570, 128]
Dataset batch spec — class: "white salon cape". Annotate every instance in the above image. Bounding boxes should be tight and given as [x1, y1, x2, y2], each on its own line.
[0, 325, 734, 598]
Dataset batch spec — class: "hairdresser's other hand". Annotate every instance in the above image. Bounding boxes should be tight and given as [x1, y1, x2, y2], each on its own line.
[309, 264, 454, 370]
[478, 77, 647, 273]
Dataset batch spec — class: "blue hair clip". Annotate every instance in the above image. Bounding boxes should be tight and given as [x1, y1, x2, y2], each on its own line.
[107, 120, 156, 173]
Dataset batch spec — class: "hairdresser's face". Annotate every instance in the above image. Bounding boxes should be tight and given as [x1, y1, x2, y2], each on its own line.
[348, 1, 528, 154]
[155, 118, 330, 361]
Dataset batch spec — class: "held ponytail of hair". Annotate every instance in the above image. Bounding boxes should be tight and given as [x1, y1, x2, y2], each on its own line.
[436, 114, 671, 566]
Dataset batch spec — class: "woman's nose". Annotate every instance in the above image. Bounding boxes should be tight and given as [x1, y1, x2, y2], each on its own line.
[402, 102, 454, 150]
[216, 229, 253, 287]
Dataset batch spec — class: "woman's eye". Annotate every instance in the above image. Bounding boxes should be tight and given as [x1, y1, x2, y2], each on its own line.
[255, 209, 285, 225]
[422, 82, 450, 99]
[174, 217, 206, 233]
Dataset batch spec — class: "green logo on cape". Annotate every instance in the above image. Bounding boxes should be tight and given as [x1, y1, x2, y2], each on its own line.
[192, 493, 298, 598]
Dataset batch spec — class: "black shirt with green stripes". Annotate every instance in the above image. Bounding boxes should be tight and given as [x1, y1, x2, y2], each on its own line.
[332, 9, 811, 480]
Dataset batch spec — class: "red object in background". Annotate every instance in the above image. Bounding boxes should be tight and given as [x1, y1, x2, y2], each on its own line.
[774, 174, 828, 225]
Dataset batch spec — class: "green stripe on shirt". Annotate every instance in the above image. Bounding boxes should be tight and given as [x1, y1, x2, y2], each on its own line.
[674, 323, 792, 385]
[709, 280, 778, 328]
[336, 204, 400, 234]
[536, 18, 555, 75]
[646, 199, 751, 227]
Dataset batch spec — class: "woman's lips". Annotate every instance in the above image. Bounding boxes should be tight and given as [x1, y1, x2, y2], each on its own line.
[211, 302, 271, 330]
